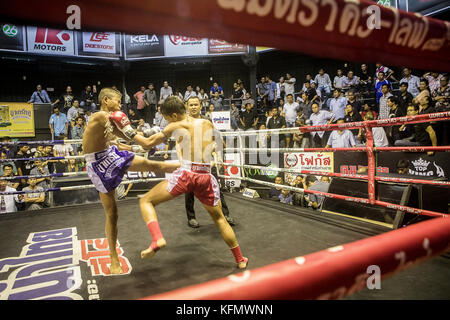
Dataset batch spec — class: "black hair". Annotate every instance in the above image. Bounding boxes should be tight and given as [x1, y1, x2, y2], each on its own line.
[397, 159, 409, 169]
[387, 96, 399, 105]
[305, 175, 317, 186]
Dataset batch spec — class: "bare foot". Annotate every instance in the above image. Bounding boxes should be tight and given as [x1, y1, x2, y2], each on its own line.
[141, 238, 167, 259]
[237, 257, 248, 269]
[109, 263, 124, 275]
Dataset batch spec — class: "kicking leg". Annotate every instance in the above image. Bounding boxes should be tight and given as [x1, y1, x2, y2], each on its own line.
[139, 180, 175, 259]
[128, 155, 179, 174]
[98, 191, 123, 275]
[202, 201, 248, 269]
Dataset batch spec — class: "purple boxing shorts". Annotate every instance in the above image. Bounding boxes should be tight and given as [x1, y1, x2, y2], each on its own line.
[85, 146, 135, 193]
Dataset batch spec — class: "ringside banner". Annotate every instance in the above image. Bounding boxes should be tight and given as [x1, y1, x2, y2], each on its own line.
[1, 0, 448, 70]
[0, 102, 35, 138]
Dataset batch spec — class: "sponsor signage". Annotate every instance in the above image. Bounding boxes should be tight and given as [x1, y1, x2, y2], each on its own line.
[0, 228, 132, 300]
[0, 24, 25, 51]
[224, 153, 241, 188]
[77, 31, 121, 58]
[124, 34, 165, 59]
[211, 111, 231, 131]
[164, 35, 208, 57]
[284, 152, 333, 183]
[26, 27, 75, 56]
[0, 102, 35, 137]
[208, 39, 247, 54]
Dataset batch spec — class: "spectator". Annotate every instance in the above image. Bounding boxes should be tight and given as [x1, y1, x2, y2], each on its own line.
[325, 119, 356, 148]
[301, 74, 314, 92]
[174, 89, 184, 100]
[71, 116, 85, 154]
[346, 90, 363, 114]
[361, 112, 389, 147]
[267, 106, 287, 148]
[0, 179, 23, 214]
[277, 76, 286, 102]
[375, 63, 396, 82]
[333, 69, 345, 90]
[378, 84, 393, 119]
[154, 104, 168, 129]
[358, 64, 373, 94]
[52, 85, 75, 113]
[292, 119, 310, 148]
[0, 151, 17, 175]
[396, 82, 413, 114]
[314, 68, 332, 100]
[231, 82, 244, 107]
[329, 89, 347, 121]
[184, 85, 197, 102]
[1, 137, 15, 159]
[239, 82, 247, 96]
[53, 134, 74, 173]
[309, 102, 335, 147]
[205, 104, 215, 121]
[2, 163, 19, 189]
[42, 146, 55, 174]
[15, 144, 32, 188]
[67, 159, 78, 173]
[303, 81, 318, 102]
[257, 76, 268, 109]
[302, 175, 329, 210]
[432, 75, 450, 111]
[374, 71, 392, 105]
[230, 102, 240, 130]
[30, 160, 51, 191]
[22, 178, 45, 211]
[265, 75, 278, 108]
[298, 92, 313, 119]
[396, 160, 410, 175]
[84, 109, 92, 125]
[133, 86, 147, 120]
[67, 99, 83, 128]
[33, 145, 45, 158]
[423, 72, 443, 93]
[143, 83, 157, 125]
[49, 106, 68, 139]
[268, 176, 283, 200]
[159, 81, 173, 102]
[361, 103, 378, 121]
[240, 103, 258, 131]
[210, 82, 224, 97]
[29, 84, 51, 104]
[257, 124, 268, 148]
[394, 104, 437, 156]
[387, 96, 405, 144]
[412, 78, 430, 107]
[284, 73, 296, 96]
[80, 85, 97, 112]
[418, 95, 435, 116]
[344, 104, 362, 139]
[279, 188, 293, 205]
[400, 68, 421, 97]
[137, 118, 151, 133]
[127, 108, 140, 128]
[242, 91, 255, 109]
[198, 88, 209, 110]
[342, 70, 359, 90]
[282, 94, 300, 128]
[210, 91, 223, 111]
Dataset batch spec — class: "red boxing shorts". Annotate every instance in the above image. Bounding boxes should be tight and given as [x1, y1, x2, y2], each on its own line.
[166, 160, 220, 207]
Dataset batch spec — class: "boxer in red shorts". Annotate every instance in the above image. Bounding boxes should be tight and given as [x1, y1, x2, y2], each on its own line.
[110, 96, 248, 269]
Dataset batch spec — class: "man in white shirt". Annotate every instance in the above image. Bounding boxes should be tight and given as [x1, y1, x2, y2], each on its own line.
[285, 73, 296, 96]
[0, 179, 23, 214]
[378, 84, 393, 119]
[325, 119, 356, 148]
[314, 68, 332, 100]
[309, 102, 335, 147]
[363, 112, 389, 147]
[276, 76, 286, 101]
[400, 68, 421, 97]
[159, 81, 173, 102]
[183, 85, 197, 102]
[333, 69, 345, 89]
[67, 100, 83, 126]
[22, 178, 45, 210]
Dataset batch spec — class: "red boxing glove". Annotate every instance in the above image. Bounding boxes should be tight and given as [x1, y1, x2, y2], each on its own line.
[109, 111, 137, 140]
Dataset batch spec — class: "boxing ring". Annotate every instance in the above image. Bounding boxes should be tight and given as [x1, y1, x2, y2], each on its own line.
[0, 112, 449, 300]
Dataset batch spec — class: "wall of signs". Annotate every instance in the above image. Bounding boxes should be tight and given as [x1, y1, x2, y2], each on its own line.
[0, 24, 250, 60]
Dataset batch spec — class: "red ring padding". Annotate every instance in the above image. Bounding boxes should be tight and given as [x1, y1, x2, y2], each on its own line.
[141, 217, 450, 300]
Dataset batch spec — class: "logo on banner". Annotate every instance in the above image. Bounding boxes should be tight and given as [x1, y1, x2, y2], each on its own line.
[82, 32, 116, 53]
[410, 158, 445, 177]
[130, 34, 159, 44]
[284, 153, 298, 168]
[3, 24, 18, 37]
[0, 228, 132, 300]
[169, 35, 203, 45]
[28, 27, 74, 55]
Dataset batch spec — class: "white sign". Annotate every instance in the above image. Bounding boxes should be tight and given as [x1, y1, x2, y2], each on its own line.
[224, 153, 241, 188]
[211, 111, 231, 131]
[26, 27, 75, 56]
[82, 32, 116, 54]
[164, 35, 208, 57]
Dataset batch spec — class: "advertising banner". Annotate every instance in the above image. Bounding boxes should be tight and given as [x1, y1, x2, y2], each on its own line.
[77, 31, 120, 58]
[124, 34, 165, 59]
[211, 111, 231, 131]
[164, 35, 208, 57]
[0, 24, 25, 51]
[208, 39, 247, 54]
[224, 153, 241, 188]
[0, 102, 35, 137]
[26, 26, 75, 56]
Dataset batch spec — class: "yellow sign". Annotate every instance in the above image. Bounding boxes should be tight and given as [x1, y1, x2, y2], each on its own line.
[0, 102, 35, 137]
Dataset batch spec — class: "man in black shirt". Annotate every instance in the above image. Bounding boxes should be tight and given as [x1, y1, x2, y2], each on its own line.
[396, 82, 413, 114]
[387, 96, 405, 144]
[240, 103, 258, 131]
[80, 85, 97, 113]
[346, 90, 363, 114]
[344, 104, 362, 138]
[267, 106, 287, 148]
[52, 86, 75, 114]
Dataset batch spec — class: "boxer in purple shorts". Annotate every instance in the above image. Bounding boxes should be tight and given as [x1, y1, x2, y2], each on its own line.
[82, 87, 179, 275]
